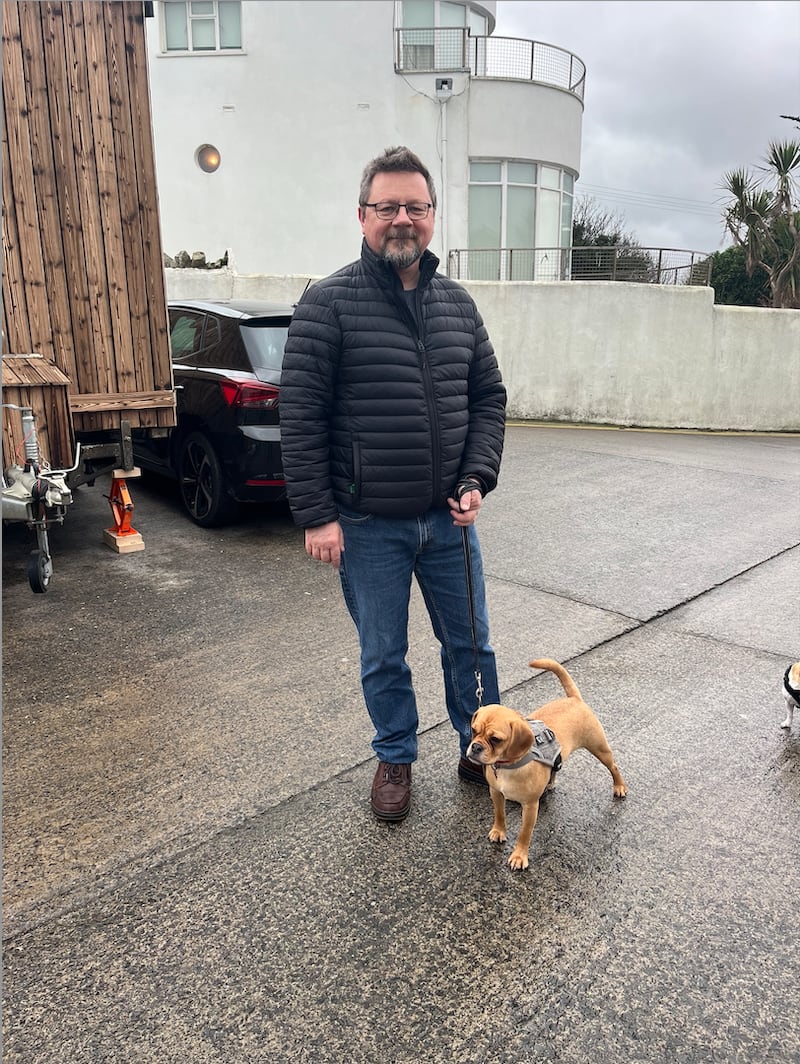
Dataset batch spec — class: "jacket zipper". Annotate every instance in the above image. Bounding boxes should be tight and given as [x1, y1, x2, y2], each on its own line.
[401, 286, 441, 504]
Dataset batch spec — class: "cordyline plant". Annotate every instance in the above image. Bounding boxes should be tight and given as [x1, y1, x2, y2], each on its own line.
[722, 139, 800, 309]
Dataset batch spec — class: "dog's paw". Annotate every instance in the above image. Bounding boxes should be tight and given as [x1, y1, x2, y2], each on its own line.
[489, 826, 507, 844]
[508, 850, 529, 871]
[614, 783, 627, 798]
[780, 717, 792, 730]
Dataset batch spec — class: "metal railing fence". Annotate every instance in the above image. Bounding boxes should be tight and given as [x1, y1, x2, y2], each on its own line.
[468, 35, 585, 99]
[394, 27, 469, 72]
[394, 29, 585, 100]
[447, 247, 713, 286]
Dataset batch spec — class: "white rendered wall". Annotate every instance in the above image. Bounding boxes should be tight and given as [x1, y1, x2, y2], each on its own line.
[165, 268, 800, 433]
[145, 0, 582, 275]
[467, 80, 582, 171]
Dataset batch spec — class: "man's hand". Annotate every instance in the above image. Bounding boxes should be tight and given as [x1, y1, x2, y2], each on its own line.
[304, 521, 344, 568]
[447, 488, 483, 527]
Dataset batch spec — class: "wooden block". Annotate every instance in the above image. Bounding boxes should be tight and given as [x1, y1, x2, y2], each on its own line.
[103, 529, 145, 554]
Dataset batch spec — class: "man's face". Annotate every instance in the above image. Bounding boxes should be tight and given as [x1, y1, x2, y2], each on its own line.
[358, 171, 435, 270]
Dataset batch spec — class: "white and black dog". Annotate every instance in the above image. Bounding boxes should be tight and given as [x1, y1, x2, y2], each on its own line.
[782, 662, 800, 731]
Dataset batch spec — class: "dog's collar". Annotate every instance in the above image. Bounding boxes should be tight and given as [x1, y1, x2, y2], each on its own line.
[784, 666, 800, 704]
[492, 720, 563, 776]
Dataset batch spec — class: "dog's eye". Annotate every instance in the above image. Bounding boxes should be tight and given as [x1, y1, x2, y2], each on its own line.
[488, 736, 501, 747]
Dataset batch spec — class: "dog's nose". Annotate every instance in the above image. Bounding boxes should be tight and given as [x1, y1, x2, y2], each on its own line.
[468, 742, 484, 756]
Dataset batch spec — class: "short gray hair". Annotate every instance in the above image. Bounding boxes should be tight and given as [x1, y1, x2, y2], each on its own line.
[359, 146, 437, 210]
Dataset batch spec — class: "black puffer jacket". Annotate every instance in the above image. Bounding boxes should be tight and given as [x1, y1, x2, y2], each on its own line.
[280, 240, 506, 528]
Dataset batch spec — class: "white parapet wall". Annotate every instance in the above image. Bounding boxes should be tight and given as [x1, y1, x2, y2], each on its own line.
[165, 269, 800, 432]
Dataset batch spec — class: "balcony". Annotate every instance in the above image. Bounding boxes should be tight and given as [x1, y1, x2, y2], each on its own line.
[394, 29, 586, 101]
[447, 247, 713, 285]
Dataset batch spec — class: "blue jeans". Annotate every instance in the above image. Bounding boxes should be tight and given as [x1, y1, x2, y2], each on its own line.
[338, 505, 500, 764]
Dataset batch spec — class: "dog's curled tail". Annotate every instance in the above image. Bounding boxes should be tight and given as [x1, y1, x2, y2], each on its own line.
[529, 658, 582, 700]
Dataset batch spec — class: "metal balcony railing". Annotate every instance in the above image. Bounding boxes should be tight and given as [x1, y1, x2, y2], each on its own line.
[469, 36, 586, 100]
[394, 27, 469, 72]
[394, 29, 586, 101]
[447, 247, 713, 286]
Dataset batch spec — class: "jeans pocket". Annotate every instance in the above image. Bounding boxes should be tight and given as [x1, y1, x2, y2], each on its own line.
[338, 504, 372, 526]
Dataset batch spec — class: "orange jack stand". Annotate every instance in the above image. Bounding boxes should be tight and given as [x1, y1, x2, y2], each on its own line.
[103, 468, 145, 553]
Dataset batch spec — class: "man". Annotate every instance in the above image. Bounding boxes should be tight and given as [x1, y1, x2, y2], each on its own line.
[280, 146, 506, 821]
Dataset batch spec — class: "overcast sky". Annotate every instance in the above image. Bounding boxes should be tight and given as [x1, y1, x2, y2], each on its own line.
[494, 0, 800, 253]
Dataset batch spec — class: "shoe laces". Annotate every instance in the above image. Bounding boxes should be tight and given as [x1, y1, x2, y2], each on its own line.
[383, 763, 407, 783]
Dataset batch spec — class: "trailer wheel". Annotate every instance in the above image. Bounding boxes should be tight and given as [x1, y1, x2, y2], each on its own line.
[28, 549, 53, 593]
[178, 432, 238, 527]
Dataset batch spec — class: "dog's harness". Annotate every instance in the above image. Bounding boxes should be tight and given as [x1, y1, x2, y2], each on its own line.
[491, 720, 563, 779]
[784, 667, 800, 707]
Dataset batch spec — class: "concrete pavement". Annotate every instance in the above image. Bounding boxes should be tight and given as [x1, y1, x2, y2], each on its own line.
[2, 424, 799, 1063]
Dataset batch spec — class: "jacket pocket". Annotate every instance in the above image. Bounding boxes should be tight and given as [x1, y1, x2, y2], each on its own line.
[349, 437, 361, 503]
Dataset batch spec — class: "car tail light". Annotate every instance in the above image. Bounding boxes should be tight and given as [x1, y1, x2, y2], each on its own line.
[219, 380, 279, 410]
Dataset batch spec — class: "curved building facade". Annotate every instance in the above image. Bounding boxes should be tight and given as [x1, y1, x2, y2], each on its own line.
[145, 1, 585, 279]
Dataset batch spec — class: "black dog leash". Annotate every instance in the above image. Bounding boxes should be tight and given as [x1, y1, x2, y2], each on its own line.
[457, 479, 484, 709]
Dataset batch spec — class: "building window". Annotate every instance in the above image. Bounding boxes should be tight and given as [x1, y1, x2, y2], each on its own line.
[400, 0, 487, 34]
[397, 0, 485, 71]
[467, 160, 575, 279]
[163, 1, 242, 53]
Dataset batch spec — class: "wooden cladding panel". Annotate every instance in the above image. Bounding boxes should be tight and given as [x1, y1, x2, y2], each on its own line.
[119, 3, 171, 395]
[38, 1, 96, 388]
[105, 3, 152, 403]
[2, 357, 75, 470]
[1, 1, 174, 434]
[1, 0, 49, 359]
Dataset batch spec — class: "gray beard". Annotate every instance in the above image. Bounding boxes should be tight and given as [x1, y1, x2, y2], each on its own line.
[381, 235, 422, 270]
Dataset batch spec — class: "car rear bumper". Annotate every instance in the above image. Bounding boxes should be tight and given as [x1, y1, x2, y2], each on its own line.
[228, 433, 285, 502]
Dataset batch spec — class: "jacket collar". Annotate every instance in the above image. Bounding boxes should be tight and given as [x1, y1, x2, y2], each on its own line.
[360, 238, 439, 291]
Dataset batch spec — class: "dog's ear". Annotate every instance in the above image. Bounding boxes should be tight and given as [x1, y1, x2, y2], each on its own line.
[471, 707, 488, 732]
[504, 714, 534, 763]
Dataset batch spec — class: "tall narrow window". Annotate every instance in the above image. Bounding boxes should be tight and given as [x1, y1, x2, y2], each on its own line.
[468, 163, 502, 279]
[468, 8, 487, 35]
[507, 163, 537, 280]
[163, 1, 242, 53]
[561, 174, 575, 268]
[401, 0, 435, 69]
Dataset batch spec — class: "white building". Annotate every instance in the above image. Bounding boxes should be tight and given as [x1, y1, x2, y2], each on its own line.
[145, 0, 585, 280]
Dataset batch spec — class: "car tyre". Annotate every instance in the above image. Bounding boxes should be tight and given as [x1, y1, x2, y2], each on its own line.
[178, 431, 239, 527]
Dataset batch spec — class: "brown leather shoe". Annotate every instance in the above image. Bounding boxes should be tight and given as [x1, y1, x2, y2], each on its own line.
[371, 761, 411, 821]
[458, 756, 486, 784]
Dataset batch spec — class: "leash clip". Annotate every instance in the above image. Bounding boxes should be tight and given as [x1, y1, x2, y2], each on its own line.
[474, 669, 484, 706]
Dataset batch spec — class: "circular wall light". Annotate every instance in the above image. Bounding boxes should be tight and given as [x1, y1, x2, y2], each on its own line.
[196, 144, 221, 173]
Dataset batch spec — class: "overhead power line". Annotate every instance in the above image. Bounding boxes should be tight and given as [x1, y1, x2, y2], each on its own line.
[577, 182, 721, 218]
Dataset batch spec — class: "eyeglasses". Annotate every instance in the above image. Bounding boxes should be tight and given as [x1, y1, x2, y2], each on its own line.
[363, 201, 433, 220]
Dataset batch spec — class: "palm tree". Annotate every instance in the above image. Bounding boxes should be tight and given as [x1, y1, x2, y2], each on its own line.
[722, 139, 800, 309]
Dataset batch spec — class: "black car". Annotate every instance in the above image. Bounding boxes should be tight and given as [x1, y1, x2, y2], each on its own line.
[133, 299, 294, 526]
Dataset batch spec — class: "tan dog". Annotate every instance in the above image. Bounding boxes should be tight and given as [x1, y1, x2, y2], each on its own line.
[466, 658, 627, 870]
[782, 661, 800, 730]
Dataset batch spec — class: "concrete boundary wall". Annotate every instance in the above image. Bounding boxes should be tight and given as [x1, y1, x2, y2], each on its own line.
[166, 269, 800, 432]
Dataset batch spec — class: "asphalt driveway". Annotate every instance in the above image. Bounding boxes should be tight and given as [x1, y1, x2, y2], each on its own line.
[3, 424, 799, 1063]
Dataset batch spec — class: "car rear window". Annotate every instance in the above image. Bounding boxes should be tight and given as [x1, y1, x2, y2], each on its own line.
[239, 319, 290, 373]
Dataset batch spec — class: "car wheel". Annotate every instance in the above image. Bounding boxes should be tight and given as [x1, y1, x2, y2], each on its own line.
[178, 431, 239, 527]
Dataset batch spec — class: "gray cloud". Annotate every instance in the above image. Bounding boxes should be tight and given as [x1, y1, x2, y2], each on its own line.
[495, 0, 800, 251]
